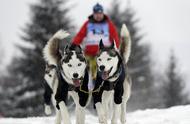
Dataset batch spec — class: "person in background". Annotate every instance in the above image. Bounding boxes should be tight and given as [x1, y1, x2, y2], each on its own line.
[72, 3, 120, 88]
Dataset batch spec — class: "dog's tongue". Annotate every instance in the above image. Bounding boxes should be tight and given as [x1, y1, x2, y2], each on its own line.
[102, 71, 109, 80]
[73, 79, 80, 87]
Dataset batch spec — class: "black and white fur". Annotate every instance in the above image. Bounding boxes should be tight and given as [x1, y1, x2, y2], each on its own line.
[43, 30, 89, 124]
[93, 24, 132, 124]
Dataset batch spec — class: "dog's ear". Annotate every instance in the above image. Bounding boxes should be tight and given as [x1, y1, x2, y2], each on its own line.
[110, 40, 117, 49]
[70, 44, 82, 54]
[99, 39, 104, 50]
[75, 45, 82, 54]
[64, 45, 70, 54]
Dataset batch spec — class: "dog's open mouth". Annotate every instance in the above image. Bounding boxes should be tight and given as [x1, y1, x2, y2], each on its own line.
[72, 78, 81, 87]
[101, 67, 113, 80]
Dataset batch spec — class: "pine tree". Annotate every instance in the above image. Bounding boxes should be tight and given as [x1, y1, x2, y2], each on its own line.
[163, 51, 187, 107]
[4, 0, 74, 117]
[108, 1, 154, 110]
[0, 40, 7, 117]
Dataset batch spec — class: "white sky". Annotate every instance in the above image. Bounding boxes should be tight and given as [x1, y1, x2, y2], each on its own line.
[0, 0, 190, 92]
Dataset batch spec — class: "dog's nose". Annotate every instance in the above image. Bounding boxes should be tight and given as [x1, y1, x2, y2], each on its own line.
[99, 65, 105, 71]
[73, 73, 79, 78]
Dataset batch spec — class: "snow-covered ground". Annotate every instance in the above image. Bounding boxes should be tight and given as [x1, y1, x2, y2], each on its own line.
[0, 105, 190, 124]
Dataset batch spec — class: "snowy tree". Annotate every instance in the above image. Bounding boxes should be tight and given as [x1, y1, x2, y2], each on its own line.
[108, 1, 155, 110]
[4, 0, 74, 117]
[0, 38, 7, 107]
[163, 51, 188, 107]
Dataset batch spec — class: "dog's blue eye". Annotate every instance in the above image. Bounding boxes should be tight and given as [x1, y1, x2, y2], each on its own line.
[98, 58, 102, 61]
[68, 64, 72, 67]
[78, 63, 82, 66]
[107, 58, 112, 61]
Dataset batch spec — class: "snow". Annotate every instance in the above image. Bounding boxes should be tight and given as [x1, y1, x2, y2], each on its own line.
[0, 105, 190, 124]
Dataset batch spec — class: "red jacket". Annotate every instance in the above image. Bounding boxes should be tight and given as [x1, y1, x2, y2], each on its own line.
[72, 15, 120, 56]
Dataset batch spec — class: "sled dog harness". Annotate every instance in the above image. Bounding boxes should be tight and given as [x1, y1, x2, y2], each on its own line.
[43, 61, 104, 109]
[93, 62, 126, 104]
[55, 64, 89, 108]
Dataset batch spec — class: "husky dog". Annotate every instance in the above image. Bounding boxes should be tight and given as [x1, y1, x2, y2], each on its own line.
[43, 30, 89, 124]
[93, 24, 132, 124]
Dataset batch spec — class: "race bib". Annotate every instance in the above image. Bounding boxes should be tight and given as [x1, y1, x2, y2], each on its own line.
[85, 22, 110, 46]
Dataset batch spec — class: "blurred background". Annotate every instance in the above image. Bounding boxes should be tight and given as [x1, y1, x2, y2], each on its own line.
[0, 0, 190, 118]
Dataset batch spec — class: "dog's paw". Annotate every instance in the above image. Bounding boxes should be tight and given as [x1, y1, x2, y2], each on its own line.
[99, 121, 107, 124]
[120, 116, 126, 124]
[53, 29, 70, 39]
[45, 105, 52, 115]
[111, 120, 119, 124]
[121, 24, 129, 38]
[99, 115, 107, 124]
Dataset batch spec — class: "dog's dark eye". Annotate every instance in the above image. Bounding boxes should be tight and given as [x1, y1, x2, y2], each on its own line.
[107, 58, 112, 61]
[98, 58, 102, 61]
[68, 64, 72, 67]
[48, 74, 52, 77]
[78, 63, 82, 66]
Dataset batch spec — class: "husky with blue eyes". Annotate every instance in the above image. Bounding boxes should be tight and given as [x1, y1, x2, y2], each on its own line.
[43, 30, 89, 124]
[93, 24, 132, 124]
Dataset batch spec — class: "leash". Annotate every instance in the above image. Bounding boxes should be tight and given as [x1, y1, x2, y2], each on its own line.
[79, 81, 104, 94]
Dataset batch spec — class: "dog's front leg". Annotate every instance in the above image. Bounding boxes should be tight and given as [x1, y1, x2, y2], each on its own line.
[52, 95, 62, 124]
[120, 102, 127, 124]
[71, 91, 86, 124]
[102, 91, 113, 119]
[55, 109, 62, 124]
[59, 101, 71, 124]
[95, 102, 107, 124]
[111, 103, 121, 124]
[120, 77, 131, 124]
[76, 105, 85, 124]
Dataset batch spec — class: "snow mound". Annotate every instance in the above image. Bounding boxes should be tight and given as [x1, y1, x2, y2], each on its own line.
[0, 105, 190, 124]
[128, 105, 190, 124]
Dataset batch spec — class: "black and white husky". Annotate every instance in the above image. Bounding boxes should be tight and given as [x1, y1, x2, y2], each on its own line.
[93, 24, 132, 124]
[43, 30, 89, 124]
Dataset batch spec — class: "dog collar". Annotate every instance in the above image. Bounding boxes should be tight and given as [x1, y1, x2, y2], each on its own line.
[107, 63, 123, 81]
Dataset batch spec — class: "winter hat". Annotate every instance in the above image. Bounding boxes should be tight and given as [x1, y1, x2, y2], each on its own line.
[93, 3, 104, 13]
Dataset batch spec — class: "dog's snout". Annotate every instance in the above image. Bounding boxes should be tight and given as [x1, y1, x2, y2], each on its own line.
[73, 73, 79, 78]
[99, 65, 105, 71]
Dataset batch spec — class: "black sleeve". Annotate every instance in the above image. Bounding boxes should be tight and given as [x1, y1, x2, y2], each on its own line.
[43, 80, 53, 105]
[55, 71, 68, 109]
[92, 73, 104, 104]
[78, 70, 89, 107]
